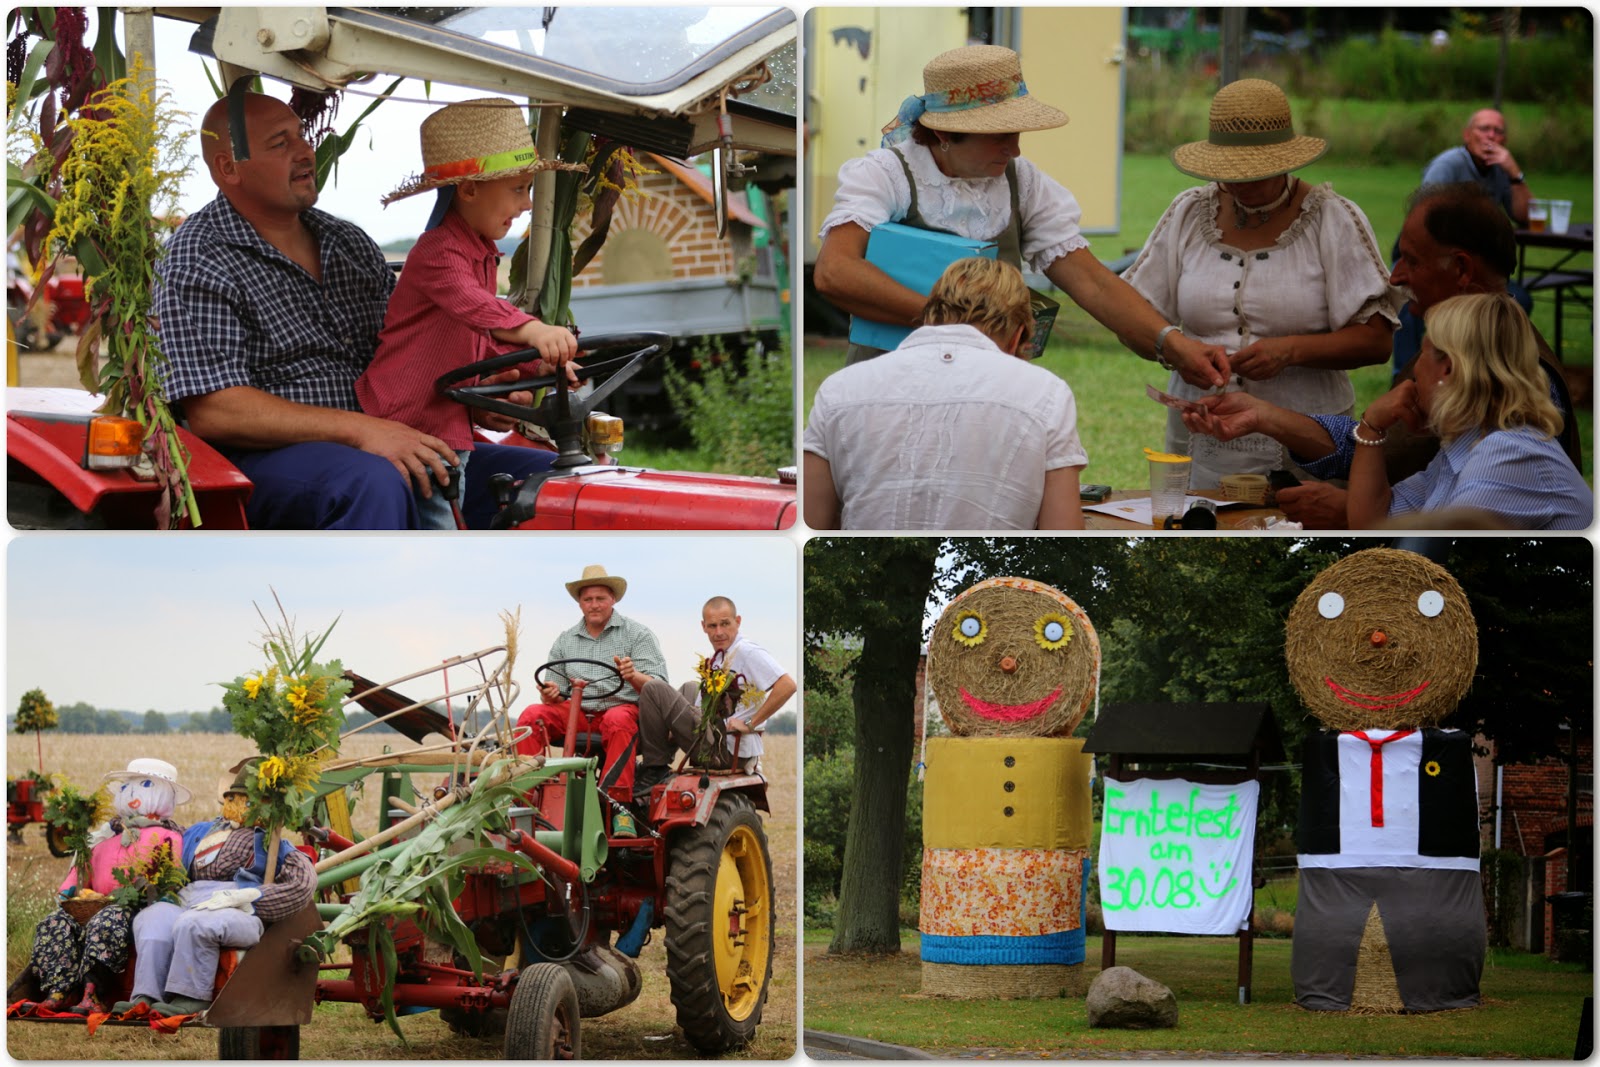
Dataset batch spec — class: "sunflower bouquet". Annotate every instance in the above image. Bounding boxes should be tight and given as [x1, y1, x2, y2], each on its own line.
[43, 781, 110, 897]
[220, 601, 351, 854]
[690, 655, 744, 769]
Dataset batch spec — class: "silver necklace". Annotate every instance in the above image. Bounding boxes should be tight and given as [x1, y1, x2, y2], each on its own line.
[1231, 176, 1296, 229]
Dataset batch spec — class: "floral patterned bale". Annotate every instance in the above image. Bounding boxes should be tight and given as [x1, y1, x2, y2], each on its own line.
[1287, 548, 1486, 1015]
[929, 577, 1100, 738]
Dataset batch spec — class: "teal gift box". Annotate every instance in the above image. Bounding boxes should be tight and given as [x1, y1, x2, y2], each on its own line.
[848, 222, 998, 351]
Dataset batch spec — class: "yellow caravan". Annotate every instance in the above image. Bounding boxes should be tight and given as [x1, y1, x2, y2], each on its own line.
[804, 5, 1128, 314]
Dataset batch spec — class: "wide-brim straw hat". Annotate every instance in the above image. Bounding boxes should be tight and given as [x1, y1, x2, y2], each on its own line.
[105, 757, 193, 806]
[566, 564, 627, 603]
[382, 97, 586, 205]
[1170, 78, 1326, 183]
[917, 45, 1068, 135]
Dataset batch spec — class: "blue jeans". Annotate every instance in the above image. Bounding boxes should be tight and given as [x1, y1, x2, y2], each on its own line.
[223, 441, 558, 530]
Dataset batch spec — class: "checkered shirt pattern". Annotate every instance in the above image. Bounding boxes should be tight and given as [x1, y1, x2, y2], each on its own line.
[546, 611, 669, 711]
[191, 825, 316, 923]
[154, 194, 395, 410]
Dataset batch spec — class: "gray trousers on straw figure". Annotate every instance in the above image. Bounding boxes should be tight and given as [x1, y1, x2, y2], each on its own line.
[130, 883, 263, 1002]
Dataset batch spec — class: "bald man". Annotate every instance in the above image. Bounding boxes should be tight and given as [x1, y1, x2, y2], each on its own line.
[1420, 108, 1531, 225]
[153, 92, 554, 529]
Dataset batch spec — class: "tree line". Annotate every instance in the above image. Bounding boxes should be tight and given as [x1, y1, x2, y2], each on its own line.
[7, 703, 403, 735]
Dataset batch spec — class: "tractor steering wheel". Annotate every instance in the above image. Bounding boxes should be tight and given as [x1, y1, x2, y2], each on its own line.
[533, 658, 627, 703]
[436, 332, 672, 468]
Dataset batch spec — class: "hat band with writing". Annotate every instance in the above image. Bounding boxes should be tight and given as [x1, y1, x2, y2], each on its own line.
[422, 145, 541, 183]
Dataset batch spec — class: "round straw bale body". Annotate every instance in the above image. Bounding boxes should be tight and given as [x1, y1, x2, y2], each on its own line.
[929, 577, 1099, 738]
[1285, 549, 1477, 731]
[921, 961, 1086, 999]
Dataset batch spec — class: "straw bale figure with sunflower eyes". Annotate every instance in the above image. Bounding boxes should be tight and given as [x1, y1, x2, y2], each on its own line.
[1286, 547, 1485, 1014]
[918, 577, 1100, 999]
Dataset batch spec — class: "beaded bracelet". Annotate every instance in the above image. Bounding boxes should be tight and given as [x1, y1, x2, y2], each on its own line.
[1351, 420, 1388, 447]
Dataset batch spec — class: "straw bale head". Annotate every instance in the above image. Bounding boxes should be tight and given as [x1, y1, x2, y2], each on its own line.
[929, 577, 1099, 737]
[1286, 548, 1477, 730]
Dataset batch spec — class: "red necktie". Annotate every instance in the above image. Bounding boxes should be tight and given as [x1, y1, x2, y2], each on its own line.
[1347, 729, 1416, 827]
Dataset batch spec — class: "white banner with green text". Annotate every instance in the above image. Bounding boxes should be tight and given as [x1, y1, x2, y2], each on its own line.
[1097, 777, 1259, 935]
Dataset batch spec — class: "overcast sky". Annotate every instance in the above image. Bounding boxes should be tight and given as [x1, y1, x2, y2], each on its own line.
[7, 536, 799, 716]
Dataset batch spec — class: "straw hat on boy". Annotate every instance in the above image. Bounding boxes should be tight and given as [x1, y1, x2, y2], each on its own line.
[382, 97, 585, 205]
[1170, 78, 1326, 183]
[881, 45, 1067, 148]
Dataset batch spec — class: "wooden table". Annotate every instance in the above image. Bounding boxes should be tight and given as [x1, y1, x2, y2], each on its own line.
[1515, 222, 1592, 357]
[1083, 490, 1285, 531]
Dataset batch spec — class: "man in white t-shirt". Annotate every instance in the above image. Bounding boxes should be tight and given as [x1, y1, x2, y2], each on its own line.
[627, 596, 796, 802]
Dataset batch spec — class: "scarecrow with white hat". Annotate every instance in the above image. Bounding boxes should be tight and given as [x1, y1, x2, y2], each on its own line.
[814, 44, 1230, 385]
[13, 758, 189, 1015]
[117, 760, 317, 1017]
[515, 565, 669, 815]
[1123, 77, 1401, 487]
[356, 97, 588, 529]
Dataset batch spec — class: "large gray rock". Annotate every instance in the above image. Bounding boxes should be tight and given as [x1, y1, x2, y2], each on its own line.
[1085, 966, 1179, 1029]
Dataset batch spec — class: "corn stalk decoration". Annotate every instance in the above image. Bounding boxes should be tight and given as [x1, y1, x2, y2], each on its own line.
[304, 758, 540, 1042]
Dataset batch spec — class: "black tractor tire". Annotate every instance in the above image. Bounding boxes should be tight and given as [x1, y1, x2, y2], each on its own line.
[664, 791, 774, 1052]
[45, 822, 71, 858]
[218, 1025, 300, 1059]
[503, 962, 579, 1059]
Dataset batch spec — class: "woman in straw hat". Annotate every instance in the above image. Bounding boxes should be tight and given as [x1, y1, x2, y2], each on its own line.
[1345, 291, 1591, 530]
[1123, 78, 1400, 487]
[814, 45, 1230, 385]
[357, 98, 586, 529]
[14, 759, 189, 1015]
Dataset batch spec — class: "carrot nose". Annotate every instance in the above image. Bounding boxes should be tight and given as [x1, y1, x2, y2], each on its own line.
[1370, 630, 1388, 647]
[999, 655, 1019, 674]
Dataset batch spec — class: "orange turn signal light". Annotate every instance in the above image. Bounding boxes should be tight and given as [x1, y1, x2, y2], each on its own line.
[84, 415, 144, 471]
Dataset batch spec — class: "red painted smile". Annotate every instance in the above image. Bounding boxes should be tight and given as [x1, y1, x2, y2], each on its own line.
[959, 686, 1062, 722]
[1323, 677, 1431, 711]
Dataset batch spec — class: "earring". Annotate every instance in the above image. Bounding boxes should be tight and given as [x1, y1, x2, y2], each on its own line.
[940, 141, 950, 153]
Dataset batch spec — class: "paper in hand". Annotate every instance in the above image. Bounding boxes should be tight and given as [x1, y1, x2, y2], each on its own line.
[1145, 383, 1207, 417]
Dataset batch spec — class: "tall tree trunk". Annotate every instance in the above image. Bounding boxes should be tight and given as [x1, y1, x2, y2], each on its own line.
[829, 542, 938, 954]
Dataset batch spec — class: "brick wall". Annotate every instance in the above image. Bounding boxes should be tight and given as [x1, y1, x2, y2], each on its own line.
[570, 171, 739, 289]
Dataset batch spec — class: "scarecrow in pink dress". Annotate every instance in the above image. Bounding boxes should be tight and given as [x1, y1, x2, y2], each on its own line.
[13, 758, 190, 1014]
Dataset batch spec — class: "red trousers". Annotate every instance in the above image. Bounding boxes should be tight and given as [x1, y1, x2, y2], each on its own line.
[516, 700, 639, 795]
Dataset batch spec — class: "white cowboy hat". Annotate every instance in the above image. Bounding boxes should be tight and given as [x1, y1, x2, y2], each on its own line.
[566, 564, 627, 603]
[104, 757, 193, 806]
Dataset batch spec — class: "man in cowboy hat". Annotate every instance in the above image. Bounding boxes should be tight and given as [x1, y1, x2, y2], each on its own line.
[1179, 183, 1581, 528]
[357, 98, 584, 529]
[515, 566, 668, 804]
[153, 91, 565, 530]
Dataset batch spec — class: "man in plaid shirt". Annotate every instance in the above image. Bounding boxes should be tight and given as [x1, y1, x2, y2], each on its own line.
[154, 91, 555, 529]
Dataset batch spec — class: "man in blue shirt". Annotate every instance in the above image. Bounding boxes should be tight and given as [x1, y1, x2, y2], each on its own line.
[1420, 108, 1532, 226]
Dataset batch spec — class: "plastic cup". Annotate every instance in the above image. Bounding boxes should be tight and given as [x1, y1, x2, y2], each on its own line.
[1528, 199, 1549, 233]
[1550, 199, 1573, 235]
[1144, 448, 1192, 529]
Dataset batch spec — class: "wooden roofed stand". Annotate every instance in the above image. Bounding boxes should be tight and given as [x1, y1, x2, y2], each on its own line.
[1083, 703, 1284, 1005]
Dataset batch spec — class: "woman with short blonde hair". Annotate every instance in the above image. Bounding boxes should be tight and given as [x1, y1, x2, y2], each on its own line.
[920, 257, 1033, 345]
[1348, 292, 1590, 529]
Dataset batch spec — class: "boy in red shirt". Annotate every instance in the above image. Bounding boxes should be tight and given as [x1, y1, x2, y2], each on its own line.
[359, 98, 584, 528]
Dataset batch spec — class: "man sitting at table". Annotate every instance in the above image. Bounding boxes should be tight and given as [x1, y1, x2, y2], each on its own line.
[1181, 182, 1582, 529]
[1422, 107, 1532, 225]
[803, 258, 1088, 531]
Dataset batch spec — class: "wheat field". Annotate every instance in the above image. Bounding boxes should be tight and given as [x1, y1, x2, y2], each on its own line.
[5, 731, 797, 1060]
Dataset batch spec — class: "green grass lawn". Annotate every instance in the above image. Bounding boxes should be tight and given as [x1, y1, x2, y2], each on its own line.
[802, 933, 1592, 1058]
[803, 153, 1594, 494]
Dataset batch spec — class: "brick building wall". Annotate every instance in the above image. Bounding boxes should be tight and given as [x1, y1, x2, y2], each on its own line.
[1474, 733, 1594, 953]
[570, 169, 742, 289]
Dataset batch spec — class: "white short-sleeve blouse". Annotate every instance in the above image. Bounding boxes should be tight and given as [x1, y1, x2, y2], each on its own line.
[819, 142, 1090, 274]
[1125, 182, 1402, 482]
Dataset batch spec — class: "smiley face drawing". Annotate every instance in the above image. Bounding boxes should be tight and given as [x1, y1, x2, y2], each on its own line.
[929, 577, 1100, 738]
[1286, 548, 1477, 732]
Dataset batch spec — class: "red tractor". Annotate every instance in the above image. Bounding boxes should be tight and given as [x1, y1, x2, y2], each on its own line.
[7, 648, 777, 1060]
[5, 774, 67, 856]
